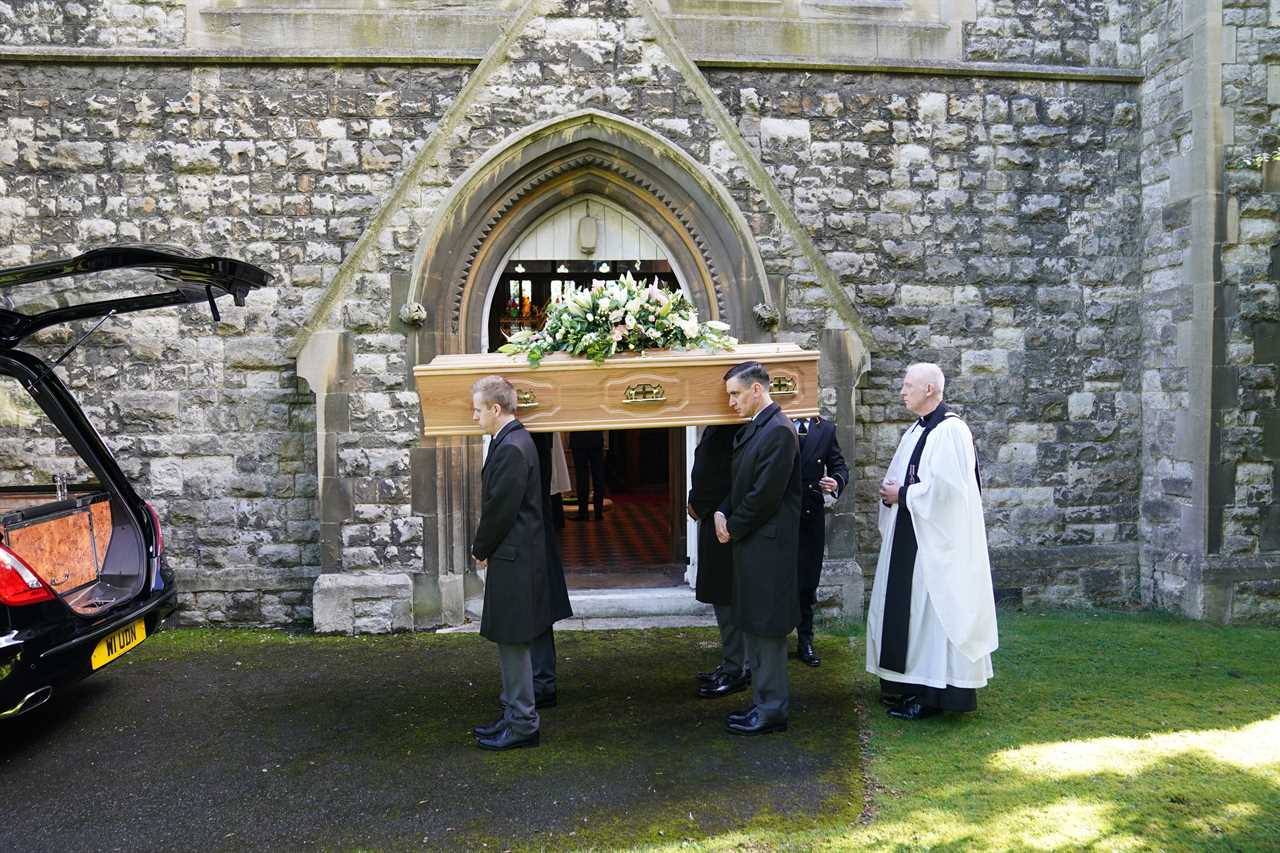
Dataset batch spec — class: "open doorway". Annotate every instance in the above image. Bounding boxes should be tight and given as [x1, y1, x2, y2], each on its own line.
[554, 427, 687, 589]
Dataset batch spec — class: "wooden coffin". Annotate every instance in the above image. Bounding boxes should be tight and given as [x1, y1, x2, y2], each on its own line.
[413, 343, 820, 437]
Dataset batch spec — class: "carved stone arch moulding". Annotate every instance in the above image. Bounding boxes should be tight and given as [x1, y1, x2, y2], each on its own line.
[410, 111, 774, 357]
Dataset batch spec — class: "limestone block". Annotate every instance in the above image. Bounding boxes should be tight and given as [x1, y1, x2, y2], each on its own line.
[312, 572, 413, 635]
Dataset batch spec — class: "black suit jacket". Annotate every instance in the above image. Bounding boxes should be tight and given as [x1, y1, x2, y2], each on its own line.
[687, 423, 741, 606]
[532, 431, 573, 623]
[473, 420, 553, 644]
[796, 417, 849, 584]
[719, 403, 802, 637]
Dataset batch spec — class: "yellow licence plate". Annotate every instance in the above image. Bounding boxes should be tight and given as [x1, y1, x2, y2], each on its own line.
[91, 619, 147, 670]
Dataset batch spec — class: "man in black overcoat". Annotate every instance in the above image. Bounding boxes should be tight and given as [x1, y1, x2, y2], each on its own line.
[792, 415, 849, 667]
[713, 361, 802, 736]
[531, 432, 574, 706]
[469, 375, 553, 751]
[687, 423, 747, 698]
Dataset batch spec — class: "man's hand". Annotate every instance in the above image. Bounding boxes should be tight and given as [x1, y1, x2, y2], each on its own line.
[475, 557, 488, 570]
[878, 479, 898, 506]
[687, 505, 700, 521]
[819, 476, 839, 495]
[714, 511, 730, 544]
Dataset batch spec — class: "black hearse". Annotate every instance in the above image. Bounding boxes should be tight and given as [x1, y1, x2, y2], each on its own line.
[0, 246, 268, 718]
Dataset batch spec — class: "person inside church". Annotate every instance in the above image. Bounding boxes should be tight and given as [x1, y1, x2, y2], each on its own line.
[469, 375, 553, 750]
[713, 361, 802, 735]
[867, 362, 998, 720]
[791, 413, 848, 667]
[568, 429, 606, 520]
[687, 422, 748, 698]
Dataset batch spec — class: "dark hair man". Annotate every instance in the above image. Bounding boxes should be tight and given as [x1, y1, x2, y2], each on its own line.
[713, 361, 802, 735]
[791, 412, 849, 667]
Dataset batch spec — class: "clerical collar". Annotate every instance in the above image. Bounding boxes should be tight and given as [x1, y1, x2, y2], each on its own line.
[915, 403, 948, 430]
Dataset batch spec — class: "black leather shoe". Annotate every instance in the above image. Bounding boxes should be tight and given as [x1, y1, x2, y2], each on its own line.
[535, 691, 557, 709]
[472, 717, 507, 739]
[697, 668, 749, 698]
[696, 664, 726, 683]
[476, 727, 540, 750]
[886, 697, 942, 721]
[726, 708, 788, 736]
[797, 640, 821, 667]
[879, 692, 904, 707]
[726, 705, 756, 726]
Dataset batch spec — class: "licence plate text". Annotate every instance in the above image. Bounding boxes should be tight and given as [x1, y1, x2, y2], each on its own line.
[91, 619, 146, 670]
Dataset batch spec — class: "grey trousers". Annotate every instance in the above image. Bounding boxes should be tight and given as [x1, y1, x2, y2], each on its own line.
[497, 642, 539, 736]
[530, 626, 556, 698]
[714, 604, 746, 673]
[744, 632, 790, 722]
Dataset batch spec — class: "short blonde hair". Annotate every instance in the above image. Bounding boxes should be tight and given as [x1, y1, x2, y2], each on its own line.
[471, 375, 517, 414]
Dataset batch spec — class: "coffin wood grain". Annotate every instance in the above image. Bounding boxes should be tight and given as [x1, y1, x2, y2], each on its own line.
[413, 343, 820, 438]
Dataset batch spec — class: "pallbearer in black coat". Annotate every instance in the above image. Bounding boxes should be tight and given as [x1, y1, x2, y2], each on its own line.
[792, 415, 849, 667]
[469, 375, 552, 751]
[531, 432, 574, 707]
[713, 361, 802, 736]
[687, 423, 748, 698]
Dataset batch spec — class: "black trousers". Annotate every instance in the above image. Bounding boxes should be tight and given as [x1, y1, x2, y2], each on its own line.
[572, 447, 605, 517]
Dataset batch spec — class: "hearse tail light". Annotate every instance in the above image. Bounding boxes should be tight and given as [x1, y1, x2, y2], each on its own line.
[146, 502, 164, 556]
[0, 544, 55, 606]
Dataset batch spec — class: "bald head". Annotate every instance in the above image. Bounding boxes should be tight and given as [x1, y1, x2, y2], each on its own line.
[901, 362, 945, 416]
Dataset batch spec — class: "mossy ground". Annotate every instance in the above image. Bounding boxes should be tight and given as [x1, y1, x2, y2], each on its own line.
[3, 610, 1277, 852]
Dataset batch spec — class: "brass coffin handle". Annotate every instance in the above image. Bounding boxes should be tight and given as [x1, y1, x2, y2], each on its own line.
[516, 389, 539, 409]
[624, 383, 666, 404]
[770, 376, 798, 397]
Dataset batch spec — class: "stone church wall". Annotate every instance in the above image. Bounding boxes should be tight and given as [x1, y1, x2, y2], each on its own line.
[0, 61, 471, 624]
[0, 0, 185, 46]
[704, 68, 1143, 608]
[963, 0, 1140, 67]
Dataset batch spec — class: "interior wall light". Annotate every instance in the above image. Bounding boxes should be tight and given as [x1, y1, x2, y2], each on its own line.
[597, 262, 610, 274]
[513, 262, 525, 274]
[556, 264, 569, 274]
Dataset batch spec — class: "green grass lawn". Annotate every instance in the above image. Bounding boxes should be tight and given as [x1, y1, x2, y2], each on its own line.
[667, 608, 1280, 852]
[12, 609, 1275, 852]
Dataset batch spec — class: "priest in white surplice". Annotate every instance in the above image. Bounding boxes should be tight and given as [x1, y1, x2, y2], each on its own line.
[867, 363, 998, 720]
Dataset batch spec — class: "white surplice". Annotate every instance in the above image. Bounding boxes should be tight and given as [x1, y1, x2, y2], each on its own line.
[865, 412, 998, 689]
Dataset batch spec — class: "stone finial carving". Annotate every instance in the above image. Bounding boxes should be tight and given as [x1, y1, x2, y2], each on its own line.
[399, 301, 428, 326]
[753, 302, 780, 330]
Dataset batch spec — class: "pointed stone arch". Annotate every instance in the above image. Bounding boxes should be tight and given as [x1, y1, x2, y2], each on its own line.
[406, 109, 777, 365]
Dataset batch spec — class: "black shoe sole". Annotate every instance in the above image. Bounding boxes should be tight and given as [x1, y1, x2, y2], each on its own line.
[726, 721, 788, 736]
[476, 732, 541, 750]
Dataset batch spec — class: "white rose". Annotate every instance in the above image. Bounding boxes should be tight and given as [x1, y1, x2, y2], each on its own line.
[706, 320, 730, 332]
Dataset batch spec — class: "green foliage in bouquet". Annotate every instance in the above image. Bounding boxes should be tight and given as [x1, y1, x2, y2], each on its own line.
[498, 272, 738, 366]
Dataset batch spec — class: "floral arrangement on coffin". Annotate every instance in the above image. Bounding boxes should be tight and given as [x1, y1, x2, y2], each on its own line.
[498, 271, 737, 366]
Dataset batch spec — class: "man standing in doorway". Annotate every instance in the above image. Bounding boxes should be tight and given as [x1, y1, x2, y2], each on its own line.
[714, 361, 802, 735]
[688, 423, 748, 698]
[569, 429, 606, 520]
[470, 375, 553, 750]
[792, 414, 848, 667]
[867, 362, 998, 720]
